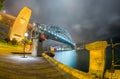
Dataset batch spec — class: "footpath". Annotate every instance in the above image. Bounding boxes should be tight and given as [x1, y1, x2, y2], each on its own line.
[0, 47, 67, 79]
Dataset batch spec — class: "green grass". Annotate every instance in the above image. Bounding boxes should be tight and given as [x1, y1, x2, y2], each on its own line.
[0, 41, 23, 54]
[0, 41, 22, 48]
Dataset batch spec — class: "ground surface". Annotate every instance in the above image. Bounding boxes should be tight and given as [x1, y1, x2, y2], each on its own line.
[0, 47, 67, 79]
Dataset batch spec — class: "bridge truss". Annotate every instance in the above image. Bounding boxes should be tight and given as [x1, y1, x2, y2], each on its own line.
[31, 23, 75, 48]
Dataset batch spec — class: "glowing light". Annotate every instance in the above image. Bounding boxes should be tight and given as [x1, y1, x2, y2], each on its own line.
[2, 10, 6, 13]
[9, 55, 40, 62]
[24, 32, 28, 37]
[33, 22, 36, 26]
[39, 26, 42, 29]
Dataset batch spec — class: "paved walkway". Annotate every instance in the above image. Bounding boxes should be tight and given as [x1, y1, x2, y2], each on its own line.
[0, 48, 67, 79]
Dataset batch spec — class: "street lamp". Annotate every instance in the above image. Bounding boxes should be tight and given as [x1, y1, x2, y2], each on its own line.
[23, 33, 28, 58]
[24, 32, 28, 37]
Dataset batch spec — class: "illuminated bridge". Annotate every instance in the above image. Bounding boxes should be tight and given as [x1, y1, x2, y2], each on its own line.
[1, 7, 120, 79]
[0, 12, 74, 48]
[31, 23, 75, 48]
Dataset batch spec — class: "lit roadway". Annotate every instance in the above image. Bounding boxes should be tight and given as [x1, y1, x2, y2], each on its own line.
[0, 47, 68, 79]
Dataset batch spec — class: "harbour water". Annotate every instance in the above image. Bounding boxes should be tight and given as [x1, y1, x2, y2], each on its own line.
[54, 50, 89, 72]
[54, 46, 115, 72]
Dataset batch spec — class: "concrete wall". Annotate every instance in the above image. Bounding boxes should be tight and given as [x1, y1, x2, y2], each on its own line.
[42, 53, 95, 79]
[86, 41, 107, 78]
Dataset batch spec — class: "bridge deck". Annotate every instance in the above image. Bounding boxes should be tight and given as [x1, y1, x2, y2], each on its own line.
[0, 48, 67, 79]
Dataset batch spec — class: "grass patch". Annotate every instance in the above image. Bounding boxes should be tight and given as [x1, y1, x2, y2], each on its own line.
[0, 41, 22, 48]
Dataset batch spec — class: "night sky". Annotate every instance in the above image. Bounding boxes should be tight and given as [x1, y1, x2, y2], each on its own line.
[4, 0, 120, 43]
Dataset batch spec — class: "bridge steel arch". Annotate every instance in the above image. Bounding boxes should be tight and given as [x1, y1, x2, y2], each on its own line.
[31, 23, 75, 48]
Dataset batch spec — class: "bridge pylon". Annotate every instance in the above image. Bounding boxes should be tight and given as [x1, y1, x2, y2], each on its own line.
[32, 38, 43, 57]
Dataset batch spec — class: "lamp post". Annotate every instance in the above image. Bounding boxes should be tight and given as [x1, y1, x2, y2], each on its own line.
[23, 33, 28, 58]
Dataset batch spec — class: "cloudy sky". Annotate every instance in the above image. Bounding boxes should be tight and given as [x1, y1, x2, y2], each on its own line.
[4, 0, 120, 43]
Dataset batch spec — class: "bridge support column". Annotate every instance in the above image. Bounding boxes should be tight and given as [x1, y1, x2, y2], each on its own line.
[32, 38, 43, 57]
[86, 41, 107, 78]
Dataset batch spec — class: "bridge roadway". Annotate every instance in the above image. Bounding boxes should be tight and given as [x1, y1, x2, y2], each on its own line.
[0, 48, 68, 79]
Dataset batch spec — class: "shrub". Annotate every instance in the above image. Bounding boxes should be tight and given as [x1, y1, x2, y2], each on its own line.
[11, 38, 18, 45]
[4, 37, 10, 43]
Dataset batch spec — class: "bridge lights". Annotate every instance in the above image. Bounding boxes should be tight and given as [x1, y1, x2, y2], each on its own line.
[48, 31, 50, 33]
[33, 22, 36, 26]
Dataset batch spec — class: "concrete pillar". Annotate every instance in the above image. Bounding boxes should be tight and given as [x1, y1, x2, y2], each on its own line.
[32, 38, 43, 57]
[86, 41, 107, 78]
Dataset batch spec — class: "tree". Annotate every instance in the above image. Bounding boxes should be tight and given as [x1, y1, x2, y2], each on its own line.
[4, 37, 10, 43]
[11, 38, 18, 45]
[0, 31, 7, 39]
[0, 0, 5, 10]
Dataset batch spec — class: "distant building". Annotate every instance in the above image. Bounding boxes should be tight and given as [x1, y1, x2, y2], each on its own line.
[9, 7, 32, 41]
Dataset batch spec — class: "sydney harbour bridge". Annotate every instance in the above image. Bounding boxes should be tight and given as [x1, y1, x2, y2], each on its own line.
[0, 6, 120, 79]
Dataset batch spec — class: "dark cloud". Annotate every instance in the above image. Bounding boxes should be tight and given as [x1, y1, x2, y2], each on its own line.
[4, 0, 120, 43]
